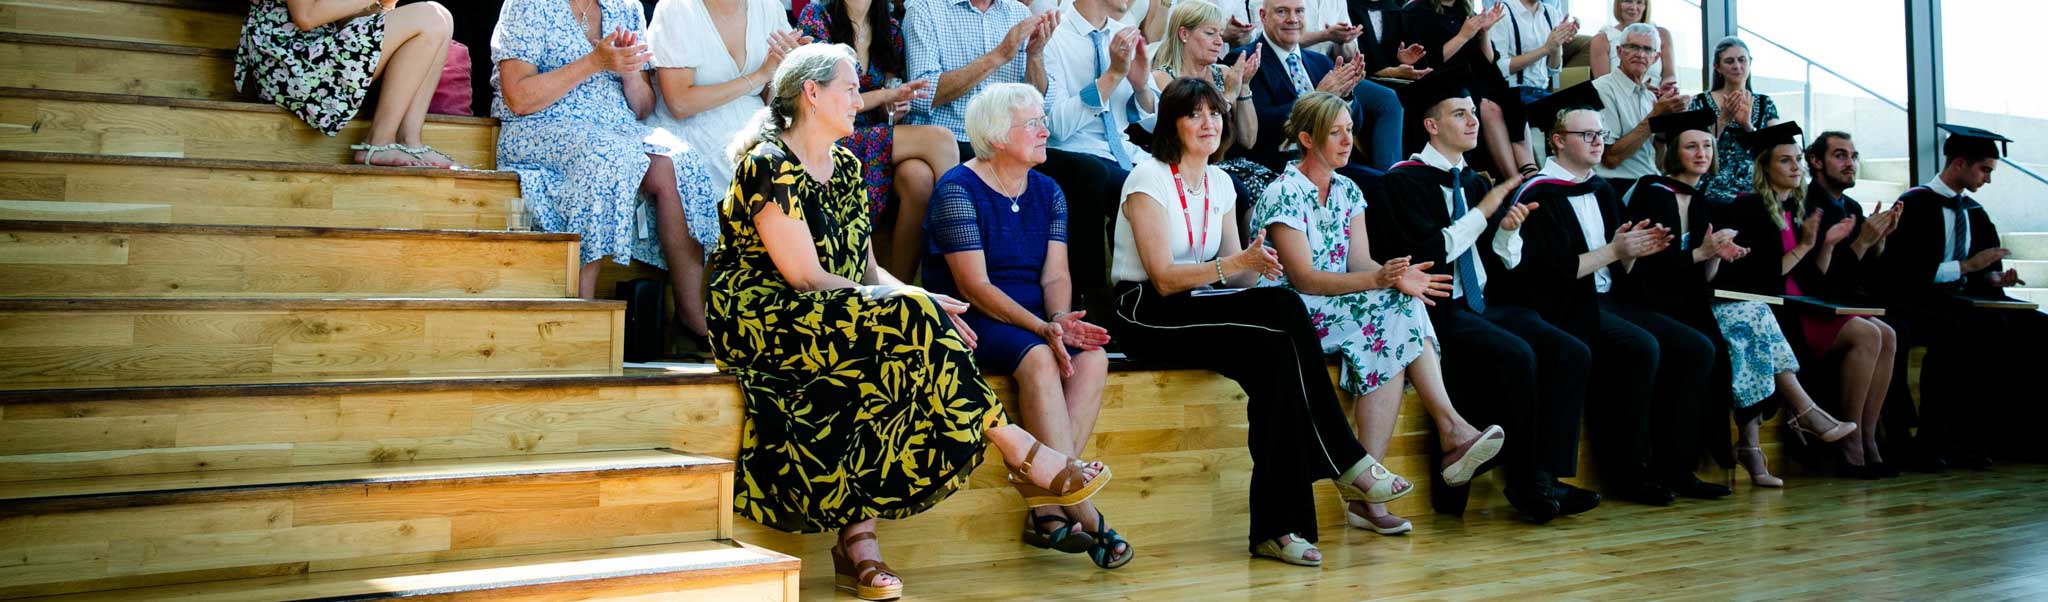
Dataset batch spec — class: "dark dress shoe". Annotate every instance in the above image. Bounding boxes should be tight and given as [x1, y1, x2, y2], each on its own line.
[1606, 481, 1675, 506]
[1552, 483, 1601, 516]
[1663, 476, 1733, 499]
[1504, 483, 1560, 524]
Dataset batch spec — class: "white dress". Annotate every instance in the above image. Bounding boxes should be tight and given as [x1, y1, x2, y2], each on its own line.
[645, 0, 791, 194]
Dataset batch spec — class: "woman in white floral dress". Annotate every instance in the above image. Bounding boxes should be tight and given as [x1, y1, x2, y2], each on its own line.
[493, 0, 723, 336]
[1252, 93, 1505, 535]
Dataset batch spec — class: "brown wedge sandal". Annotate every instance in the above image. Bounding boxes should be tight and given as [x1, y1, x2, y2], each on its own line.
[831, 532, 902, 601]
[1006, 441, 1112, 508]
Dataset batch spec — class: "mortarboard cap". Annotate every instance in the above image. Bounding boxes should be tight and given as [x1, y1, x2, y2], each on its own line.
[1740, 121, 1804, 159]
[1396, 64, 1474, 117]
[1523, 80, 1604, 132]
[1938, 123, 2012, 160]
[1649, 108, 1716, 140]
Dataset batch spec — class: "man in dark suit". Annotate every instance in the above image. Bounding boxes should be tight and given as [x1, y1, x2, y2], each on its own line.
[1232, 0, 1406, 170]
[1875, 124, 2048, 466]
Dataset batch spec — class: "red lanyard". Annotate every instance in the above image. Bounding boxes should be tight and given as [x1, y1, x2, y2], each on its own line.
[1171, 164, 1209, 251]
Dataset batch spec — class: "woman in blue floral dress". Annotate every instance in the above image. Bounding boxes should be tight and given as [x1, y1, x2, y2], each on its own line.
[1251, 93, 1504, 536]
[492, 0, 723, 336]
[236, 0, 463, 167]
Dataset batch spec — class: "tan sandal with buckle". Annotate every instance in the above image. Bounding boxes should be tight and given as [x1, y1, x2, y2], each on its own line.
[1251, 534, 1321, 567]
[1335, 454, 1412, 504]
[1005, 441, 1111, 508]
[831, 531, 901, 601]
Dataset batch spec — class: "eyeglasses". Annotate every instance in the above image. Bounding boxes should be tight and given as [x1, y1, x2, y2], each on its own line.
[1011, 117, 1048, 132]
[1618, 43, 1655, 55]
[1559, 130, 1610, 143]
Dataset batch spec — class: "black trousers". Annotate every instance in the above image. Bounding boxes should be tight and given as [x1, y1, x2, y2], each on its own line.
[1584, 296, 1716, 480]
[1112, 283, 1365, 546]
[1428, 300, 1590, 481]
[1893, 302, 2048, 459]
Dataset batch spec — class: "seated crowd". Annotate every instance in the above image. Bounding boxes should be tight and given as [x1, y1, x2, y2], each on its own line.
[237, 0, 2045, 598]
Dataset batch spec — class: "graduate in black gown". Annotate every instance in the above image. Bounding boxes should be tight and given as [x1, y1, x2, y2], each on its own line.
[1874, 124, 2048, 466]
[1489, 90, 1726, 505]
[1388, 0, 1533, 179]
[1369, 70, 1597, 524]
[1800, 130, 1908, 477]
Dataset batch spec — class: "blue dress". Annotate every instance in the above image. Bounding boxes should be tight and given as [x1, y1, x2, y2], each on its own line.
[490, 0, 720, 268]
[921, 164, 1069, 374]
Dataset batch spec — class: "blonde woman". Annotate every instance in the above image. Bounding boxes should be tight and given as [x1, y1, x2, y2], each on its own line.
[1588, 0, 1675, 86]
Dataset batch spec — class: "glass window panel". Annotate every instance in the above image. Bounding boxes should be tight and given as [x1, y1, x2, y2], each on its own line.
[1943, 0, 2048, 231]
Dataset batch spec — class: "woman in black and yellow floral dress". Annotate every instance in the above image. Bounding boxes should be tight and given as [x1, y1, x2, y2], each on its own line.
[707, 44, 1115, 601]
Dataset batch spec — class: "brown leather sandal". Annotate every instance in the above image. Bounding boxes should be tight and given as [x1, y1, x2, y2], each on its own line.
[1006, 441, 1112, 508]
[831, 531, 902, 601]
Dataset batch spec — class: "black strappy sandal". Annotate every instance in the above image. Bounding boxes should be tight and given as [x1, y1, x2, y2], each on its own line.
[1021, 511, 1093, 553]
[1084, 511, 1133, 569]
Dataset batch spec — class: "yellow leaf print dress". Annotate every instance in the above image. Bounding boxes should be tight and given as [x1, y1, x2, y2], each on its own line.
[707, 139, 1004, 533]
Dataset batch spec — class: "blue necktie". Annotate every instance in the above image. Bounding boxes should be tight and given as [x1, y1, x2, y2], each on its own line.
[1447, 168, 1486, 312]
[1089, 30, 1133, 170]
[1284, 52, 1312, 95]
[1948, 197, 1969, 262]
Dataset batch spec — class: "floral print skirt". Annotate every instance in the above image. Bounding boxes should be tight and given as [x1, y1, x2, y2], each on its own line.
[1712, 300, 1802, 408]
[1304, 288, 1438, 396]
[235, 0, 383, 135]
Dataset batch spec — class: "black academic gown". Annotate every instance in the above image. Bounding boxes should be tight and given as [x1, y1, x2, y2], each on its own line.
[1484, 175, 1617, 338]
[1801, 182, 1876, 301]
[1619, 178, 1734, 458]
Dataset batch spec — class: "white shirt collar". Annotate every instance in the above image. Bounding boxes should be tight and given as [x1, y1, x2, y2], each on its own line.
[1537, 159, 1593, 184]
[1416, 143, 1467, 172]
[1061, 4, 1117, 35]
[1923, 176, 1961, 199]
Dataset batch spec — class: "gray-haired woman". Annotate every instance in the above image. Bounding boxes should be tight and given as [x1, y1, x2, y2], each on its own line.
[1687, 36, 1785, 204]
[704, 44, 1114, 601]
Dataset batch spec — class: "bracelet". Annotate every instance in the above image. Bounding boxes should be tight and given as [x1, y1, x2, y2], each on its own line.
[1215, 259, 1227, 285]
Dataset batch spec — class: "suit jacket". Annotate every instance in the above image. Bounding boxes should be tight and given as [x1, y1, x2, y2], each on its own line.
[1615, 176, 1716, 319]
[1487, 174, 1618, 337]
[1236, 42, 1332, 171]
[1876, 185, 2006, 311]
[1369, 161, 1492, 284]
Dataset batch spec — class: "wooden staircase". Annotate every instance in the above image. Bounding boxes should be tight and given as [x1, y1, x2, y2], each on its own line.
[0, 1, 795, 599]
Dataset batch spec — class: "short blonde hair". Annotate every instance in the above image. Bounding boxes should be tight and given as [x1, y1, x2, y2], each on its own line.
[1283, 92, 1348, 153]
[1154, 0, 1223, 71]
[964, 83, 1044, 161]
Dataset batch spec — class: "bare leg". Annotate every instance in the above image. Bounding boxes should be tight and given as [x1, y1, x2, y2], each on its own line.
[987, 424, 1104, 490]
[578, 260, 605, 299]
[883, 125, 960, 279]
[642, 154, 709, 337]
[1478, 99, 1518, 178]
[360, 3, 453, 166]
[1349, 371, 1406, 519]
[395, 3, 458, 166]
[1407, 346, 1483, 449]
[1860, 318, 1897, 464]
[1830, 318, 1881, 466]
[836, 519, 899, 588]
[1012, 348, 1077, 527]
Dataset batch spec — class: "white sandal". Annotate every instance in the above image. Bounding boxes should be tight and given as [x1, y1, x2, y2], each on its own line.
[349, 143, 430, 167]
[1251, 534, 1320, 567]
[402, 144, 466, 169]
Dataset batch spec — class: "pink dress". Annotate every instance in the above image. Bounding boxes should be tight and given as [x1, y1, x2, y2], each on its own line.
[1782, 211, 1852, 353]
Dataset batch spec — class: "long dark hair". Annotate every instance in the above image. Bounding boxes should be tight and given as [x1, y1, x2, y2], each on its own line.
[822, 0, 902, 78]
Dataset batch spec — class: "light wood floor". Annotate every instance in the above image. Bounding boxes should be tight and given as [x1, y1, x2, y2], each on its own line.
[795, 464, 2048, 601]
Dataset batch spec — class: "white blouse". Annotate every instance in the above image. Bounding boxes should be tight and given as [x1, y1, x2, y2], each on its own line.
[644, 0, 791, 189]
[1111, 157, 1235, 283]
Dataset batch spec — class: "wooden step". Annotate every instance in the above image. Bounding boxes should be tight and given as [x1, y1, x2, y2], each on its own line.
[0, 220, 579, 298]
[21, 540, 799, 602]
[2005, 232, 2048, 261]
[0, 88, 499, 169]
[0, 151, 521, 230]
[0, 367, 736, 483]
[0, 298, 624, 386]
[0, 33, 236, 102]
[0, 449, 734, 598]
[0, 0, 242, 50]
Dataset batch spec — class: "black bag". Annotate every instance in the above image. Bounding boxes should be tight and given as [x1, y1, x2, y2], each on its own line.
[614, 278, 667, 363]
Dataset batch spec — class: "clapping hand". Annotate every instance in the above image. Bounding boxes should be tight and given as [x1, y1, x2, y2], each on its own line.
[1036, 311, 1111, 378]
[1988, 268, 2027, 288]
[1855, 202, 1903, 251]
[1797, 209, 1823, 245]
[1696, 224, 1748, 262]
[1499, 201, 1539, 231]
[1223, 44, 1263, 98]
[1545, 17, 1580, 50]
[1027, 11, 1060, 57]
[593, 27, 652, 75]
[1379, 257, 1453, 304]
[1394, 42, 1427, 66]
[1226, 230, 1284, 281]
[1316, 55, 1365, 96]
[759, 29, 810, 75]
[1225, 16, 1257, 43]
[1822, 216, 1856, 246]
[1613, 219, 1673, 259]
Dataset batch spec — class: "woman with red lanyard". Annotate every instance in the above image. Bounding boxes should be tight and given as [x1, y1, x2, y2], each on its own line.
[1108, 77, 1409, 567]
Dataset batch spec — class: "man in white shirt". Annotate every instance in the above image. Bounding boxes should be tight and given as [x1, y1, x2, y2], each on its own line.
[1590, 22, 1684, 196]
[1372, 73, 1596, 525]
[1040, 0, 1156, 289]
[1489, 0, 1577, 106]
[1500, 105, 1729, 506]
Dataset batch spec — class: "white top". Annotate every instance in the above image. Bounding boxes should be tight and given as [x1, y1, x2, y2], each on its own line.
[1600, 24, 1664, 86]
[1534, 161, 1612, 293]
[1414, 143, 1522, 298]
[1592, 70, 1659, 180]
[1922, 177, 1970, 283]
[1490, 0, 1561, 89]
[1112, 157, 1235, 283]
[1032, 0, 1149, 32]
[644, 0, 791, 190]
[1045, 5, 1154, 163]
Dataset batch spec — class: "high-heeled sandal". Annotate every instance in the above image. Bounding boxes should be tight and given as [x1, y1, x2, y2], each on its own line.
[1335, 454, 1411, 504]
[1786, 405, 1858, 444]
[1736, 446, 1783, 488]
[1082, 510, 1133, 569]
[1251, 534, 1320, 567]
[1440, 424, 1506, 487]
[1345, 502, 1413, 535]
[831, 531, 901, 601]
[1020, 511, 1093, 553]
[1005, 441, 1111, 508]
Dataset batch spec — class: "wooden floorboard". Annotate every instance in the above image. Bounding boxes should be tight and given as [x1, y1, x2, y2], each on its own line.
[794, 464, 2048, 601]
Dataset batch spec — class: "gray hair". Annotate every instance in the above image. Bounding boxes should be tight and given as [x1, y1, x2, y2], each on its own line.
[727, 43, 858, 165]
[1710, 36, 1752, 91]
[1622, 22, 1660, 49]
[964, 83, 1044, 161]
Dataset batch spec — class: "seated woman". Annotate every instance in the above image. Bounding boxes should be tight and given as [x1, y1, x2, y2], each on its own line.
[923, 84, 1130, 570]
[799, 0, 963, 278]
[707, 45, 1113, 601]
[1252, 92, 1504, 534]
[1588, 0, 1677, 87]
[1390, 0, 1534, 178]
[493, 0, 723, 336]
[1687, 37, 1783, 204]
[237, 0, 462, 167]
[646, 0, 807, 196]
[1621, 111, 1857, 488]
[1716, 121, 1895, 481]
[1111, 77, 1408, 567]
[1148, 0, 1276, 221]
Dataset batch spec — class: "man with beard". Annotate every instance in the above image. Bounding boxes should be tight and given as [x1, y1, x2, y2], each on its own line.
[1801, 131, 1902, 300]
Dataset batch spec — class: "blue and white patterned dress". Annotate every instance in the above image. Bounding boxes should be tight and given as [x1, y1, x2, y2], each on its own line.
[490, 0, 720, 268]
[1252, 165, 1437, 396]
